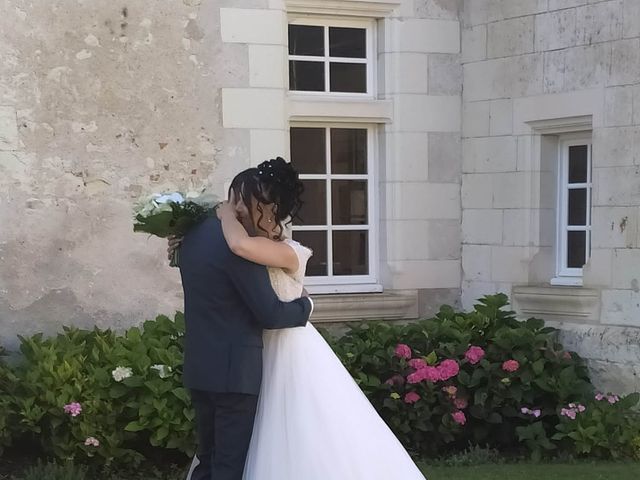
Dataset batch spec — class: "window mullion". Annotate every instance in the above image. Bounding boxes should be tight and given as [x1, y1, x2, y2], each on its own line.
[325, 127, 333, 277]
[324, 26, 330, 94]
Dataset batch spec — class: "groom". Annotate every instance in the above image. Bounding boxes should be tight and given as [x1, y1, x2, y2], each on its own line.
[172, 169, 313, 480]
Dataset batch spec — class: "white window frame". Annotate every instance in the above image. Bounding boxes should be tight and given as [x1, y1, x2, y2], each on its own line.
[290, 122, 380, 293]
[551, 134, 592, 286]
[288, 17, 377, 98]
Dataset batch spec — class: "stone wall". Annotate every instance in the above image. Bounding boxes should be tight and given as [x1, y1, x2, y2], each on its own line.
[460, 0, 640, 392]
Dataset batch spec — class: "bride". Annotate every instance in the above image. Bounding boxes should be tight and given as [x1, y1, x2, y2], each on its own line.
[183, 158, 427, 480]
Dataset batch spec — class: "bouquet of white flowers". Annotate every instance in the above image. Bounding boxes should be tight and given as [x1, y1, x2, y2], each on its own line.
[133, 190, 219, 267]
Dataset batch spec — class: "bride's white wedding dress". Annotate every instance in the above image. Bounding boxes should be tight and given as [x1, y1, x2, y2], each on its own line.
[240, 239, 427, 479]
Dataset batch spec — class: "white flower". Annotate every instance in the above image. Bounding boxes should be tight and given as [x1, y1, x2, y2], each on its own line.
[112, 366, 133, 382]
[150, 364, 172, 379]
[84, 436, 100, 447]
[153, 192, 185, 205]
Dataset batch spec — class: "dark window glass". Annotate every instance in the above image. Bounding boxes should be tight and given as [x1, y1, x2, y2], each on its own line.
[291, 128, 326, 174]
[568, 188, 587, 226]
[329, 63, 367, 93]
[298, 180, 326, 225]
[292, 231, 327, 276]
[333, 231, 368, 275]
[289, 25, 324, 56]
[331, 129, 367, 174]
[329, 27, 366, 58]
[289, 61, 325, 91]
[332, 180, 367, 225]
[568, 145, 588, 183]
[567, 231, 587, 268]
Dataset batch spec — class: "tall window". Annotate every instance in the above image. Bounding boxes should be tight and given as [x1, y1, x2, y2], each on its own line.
[554, 136, 592, 283]
[290, 125, 377, 289]
[288, 18, 374, 96]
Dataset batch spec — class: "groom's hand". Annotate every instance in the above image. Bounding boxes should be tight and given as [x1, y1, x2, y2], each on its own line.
[167, 235, 183, 260]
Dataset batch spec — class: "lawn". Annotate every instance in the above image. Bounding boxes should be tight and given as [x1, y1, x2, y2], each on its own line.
[422, 462, 640, 480]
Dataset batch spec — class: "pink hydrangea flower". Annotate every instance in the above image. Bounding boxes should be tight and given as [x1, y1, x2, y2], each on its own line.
[404, 391, 421, 404]
[595, 393, 605, 401]
[531, 409, 541, 418]
[563, 351, 572, 360]
[423, 366, 442, 382]
[442, 385, 458, 397]
[451, 410, 466, 425]
[454, 397, 468, 409]
[464, 346, 486, 365]
[408, 358, 428, 370]
[437, 359, 460, 381]
[607, 395, 620, 404]
[560, 408, 577, 420]
[502, 360, 520, 373]
[394, 344, 412, 360]
[407, 370, 425, 384]
[385, 374, 405, 386]
[577, 404, 586, 412]
[521, 407, 531, 415]
[64, 402, 82, 417]
[84, 437, 100, 447]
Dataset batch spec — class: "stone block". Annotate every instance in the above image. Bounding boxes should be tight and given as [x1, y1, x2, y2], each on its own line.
[383, 219, 433, 261]
[428, 132, 461, 183]
[461, 280, 505, 310]
[592, 126, 640, 167]
[609, 39, 640, 86]
[575, 1, 624, 45]
[415, 0, 460, 19]
[428, 54, 462, 95]
[249, 129, 287, 164]
[462, 100, 490, 138]
[623, 0, 640, 38]
[384, 132, 429, 182]
[563, 43, 611, 91]
[0, 106, 19, 150]
[462, 136, 517, 173]
[381, 53, 429, 94]
[383, 182, 461, 220]
[487, 0, 547, 22]
[387, 259, 461, 289]
[548, 0, 588, 9]
[463, 58, 504, 101]
[488, 16, 534, 58]
[591, 207, 639, 249]
[535, 9, 577, 52]
[583, 248, 613, 286]
[248, 44, 286, 88]
[490, 245, 530, 282]
[386, 18, 460, 54]
[462, 173, 493, 209]
[543, 50, 566, 93]
[462, 244, 492, 281]
[427, 219, 462, 259]
[461, 25, 487, 63]
[462, 209, 503, 244]
[489, 99, 512, 136]
[222, 88, 286, 129]
[633, 85, 640, 125]
[500, 53, 544, 98]
[502, 209, 539, 247]
[461, 0, 489, 27]
[593, 166, 640, 206]
[612, 248, 640, 290]
[393, 94, 461, 132]
[220, 8, 286, 45]
[492, 171, 537, 209]
[601, 289, 640, 326]
[603, 86, 634, 127]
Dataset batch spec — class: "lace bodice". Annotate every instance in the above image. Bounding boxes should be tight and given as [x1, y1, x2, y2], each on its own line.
[267, 239, 312, 302]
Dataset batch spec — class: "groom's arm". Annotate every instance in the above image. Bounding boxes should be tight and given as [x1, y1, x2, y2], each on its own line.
[226, 254, 311, 329]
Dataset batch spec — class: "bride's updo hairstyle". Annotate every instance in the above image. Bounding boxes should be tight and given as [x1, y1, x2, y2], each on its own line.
[229, 157, 304, 239]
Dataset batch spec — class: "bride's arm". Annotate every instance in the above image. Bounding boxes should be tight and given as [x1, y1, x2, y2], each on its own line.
[218, 202, 299, 273]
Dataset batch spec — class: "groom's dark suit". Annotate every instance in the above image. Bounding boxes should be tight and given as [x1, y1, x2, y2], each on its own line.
[179, 216, 311, 480]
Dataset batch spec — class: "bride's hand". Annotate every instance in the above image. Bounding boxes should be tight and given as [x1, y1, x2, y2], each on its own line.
[216, 200, 236, 220]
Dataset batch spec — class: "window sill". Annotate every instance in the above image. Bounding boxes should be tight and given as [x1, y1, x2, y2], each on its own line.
[310, 290, 419, 323]
[288, 95, 393, 123]
[550, 276, 583, 287]
[286, 0, 402, 17]
[511, 285, 600, 323]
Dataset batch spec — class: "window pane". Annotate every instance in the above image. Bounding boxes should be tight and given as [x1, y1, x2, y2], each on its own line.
[329, 27, 366, 58]
[567, 231, 587, 268]
[289, 25, 324, 56]
[291, 128, 326, 174]
[298, 180, 326, 225]
[290, 61, 325, 92]
[292, 231, 327, 276]
[331, 128, 367, 174]
[332, 180, 367, 225]
[329, 63, 367, 93]
[333, 231, 368, 275]
[568, 188, 587, 226]
[568, 145, 588, 183]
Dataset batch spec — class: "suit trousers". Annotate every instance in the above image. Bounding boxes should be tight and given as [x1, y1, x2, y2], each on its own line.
[188, 389, 259, 480]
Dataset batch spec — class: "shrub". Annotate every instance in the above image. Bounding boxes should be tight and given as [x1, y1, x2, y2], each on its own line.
[322, 294, 639, 460]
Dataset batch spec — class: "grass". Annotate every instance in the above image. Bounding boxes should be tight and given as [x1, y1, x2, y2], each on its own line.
[423, 462, 640, 480]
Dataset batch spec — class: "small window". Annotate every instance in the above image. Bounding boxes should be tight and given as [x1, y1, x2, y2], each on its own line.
[288, 19, 374, 95]
[554, 137, 592, 283]
[290, 125, 377, 287]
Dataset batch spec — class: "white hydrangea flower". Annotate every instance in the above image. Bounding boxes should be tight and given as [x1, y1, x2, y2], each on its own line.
[112, 366, 133, 382]
[150, 364, 172, 379]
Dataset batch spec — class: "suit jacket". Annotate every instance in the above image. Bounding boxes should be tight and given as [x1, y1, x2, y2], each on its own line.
[179, 216, 311, 395]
